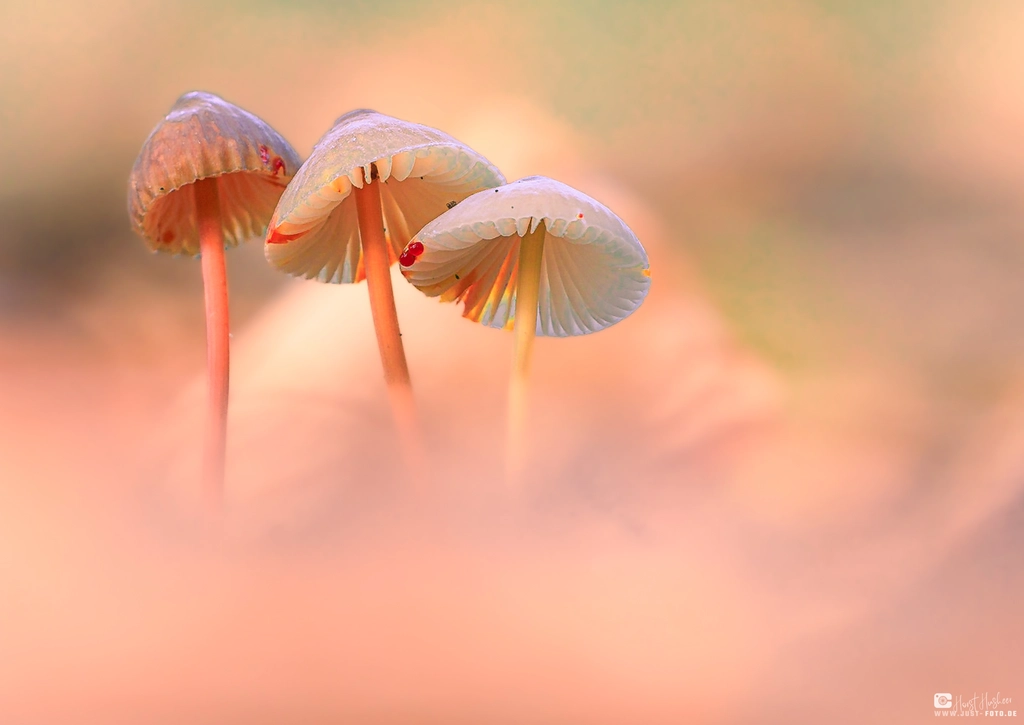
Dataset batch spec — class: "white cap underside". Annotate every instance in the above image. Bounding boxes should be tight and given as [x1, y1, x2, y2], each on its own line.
[267, 146, 501, 283]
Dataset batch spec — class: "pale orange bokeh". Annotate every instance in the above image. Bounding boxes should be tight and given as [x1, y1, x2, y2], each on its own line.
[1, 2, 1022, 723]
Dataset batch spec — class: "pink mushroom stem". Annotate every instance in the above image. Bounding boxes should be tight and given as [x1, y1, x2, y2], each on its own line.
[195, 178, 229, 513]
[352, 170, 425, 479]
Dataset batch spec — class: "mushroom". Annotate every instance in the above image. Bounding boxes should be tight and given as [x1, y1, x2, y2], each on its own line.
[128, 91, 301, 510]
[264, 109, 505, 471]
[398, 175, 651, 478]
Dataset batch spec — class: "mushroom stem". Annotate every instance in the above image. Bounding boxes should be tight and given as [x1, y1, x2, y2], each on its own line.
[353, 173, 424, 478]
[507, 223, 546, 482]
[195, 178, 229, 514]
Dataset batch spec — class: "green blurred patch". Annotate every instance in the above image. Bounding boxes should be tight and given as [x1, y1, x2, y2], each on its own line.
[690, 217, 855, 375]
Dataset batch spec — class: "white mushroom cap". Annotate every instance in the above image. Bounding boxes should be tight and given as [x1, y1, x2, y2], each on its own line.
[265, 109, 505, 284]
[400, 176, 651, 337]
[128, 91, 301, 257]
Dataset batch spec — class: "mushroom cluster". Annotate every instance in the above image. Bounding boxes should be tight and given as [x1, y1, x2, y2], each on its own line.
[129, 94, 649, 505]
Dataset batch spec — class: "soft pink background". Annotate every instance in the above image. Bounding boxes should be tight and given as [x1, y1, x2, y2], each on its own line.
[0, 1, 1022, 722]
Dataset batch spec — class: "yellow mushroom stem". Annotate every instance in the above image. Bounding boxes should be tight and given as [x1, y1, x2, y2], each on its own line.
[352, 170, 425, 478]
[195, 178, 229, 515]
[507, 222, 546, 482]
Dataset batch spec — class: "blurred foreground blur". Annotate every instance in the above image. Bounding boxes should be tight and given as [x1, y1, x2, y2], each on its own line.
[1, 2, 1022, 723]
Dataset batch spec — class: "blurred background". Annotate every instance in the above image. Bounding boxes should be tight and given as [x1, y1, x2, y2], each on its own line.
[1, 0, 1022, 722]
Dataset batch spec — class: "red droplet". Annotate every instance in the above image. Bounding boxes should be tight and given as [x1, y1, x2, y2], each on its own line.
[400, 241, 425, 266]
[266, 227, 305, 245]
[272, 157, 286, 175]
[577, 213, 584, 219]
